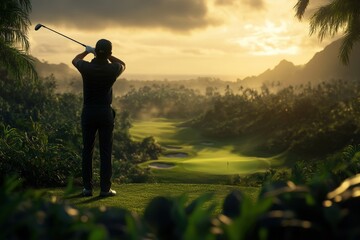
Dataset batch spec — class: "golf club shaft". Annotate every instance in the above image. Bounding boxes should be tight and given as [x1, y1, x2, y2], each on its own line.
[42, 25, 86, 47]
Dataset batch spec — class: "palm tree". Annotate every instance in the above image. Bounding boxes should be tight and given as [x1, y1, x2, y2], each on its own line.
[294, 0, 360, 64]
[0, 0, 37, 80]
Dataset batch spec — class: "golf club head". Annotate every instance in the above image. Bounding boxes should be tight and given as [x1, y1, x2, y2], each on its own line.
[34, 23, 43, 31]
[33, 23, 86, 47]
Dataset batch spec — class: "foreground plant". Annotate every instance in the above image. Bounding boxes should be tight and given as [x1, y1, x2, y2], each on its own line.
[2, 172, 360, 239]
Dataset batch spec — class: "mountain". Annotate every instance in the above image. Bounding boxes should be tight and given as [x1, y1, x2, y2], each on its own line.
[241, 60, 300, 88]
[33, 58, 81, 92]
[33, 38, 360, 91]
[240, 38, 360, 88]
[34, 58, 78, 81]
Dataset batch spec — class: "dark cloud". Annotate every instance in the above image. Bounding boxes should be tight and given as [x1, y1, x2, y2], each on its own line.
[30, 0, 218, 32]
[242, 0, 265, 9]
[215, 0, 236, 6]
[215, 0, 265, 10]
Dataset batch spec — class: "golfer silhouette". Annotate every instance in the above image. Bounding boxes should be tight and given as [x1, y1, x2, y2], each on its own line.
[72, 39, 126, 197]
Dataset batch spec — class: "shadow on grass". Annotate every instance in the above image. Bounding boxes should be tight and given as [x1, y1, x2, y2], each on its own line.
[64, 193, 83, 199]
[78, 196, 104, 204]
[64, 193, 111, 204]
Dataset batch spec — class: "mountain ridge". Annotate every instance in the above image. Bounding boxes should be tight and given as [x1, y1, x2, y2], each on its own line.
[240, 38, 360, 88]
[34, 38, 360, 89]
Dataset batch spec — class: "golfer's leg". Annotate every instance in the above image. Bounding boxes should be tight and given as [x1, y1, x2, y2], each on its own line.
[99, 114, 114, 192]
[82, 123, 97, 191]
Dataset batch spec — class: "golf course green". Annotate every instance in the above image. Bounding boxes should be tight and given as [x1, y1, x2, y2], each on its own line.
[130, 118, 279, 177]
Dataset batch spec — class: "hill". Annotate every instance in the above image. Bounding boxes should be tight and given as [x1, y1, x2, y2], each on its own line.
[33, 57, 80, 92]
[33, 38, 360, 92]
[34, 57, 78, 80]
[240, 38, 360, 88]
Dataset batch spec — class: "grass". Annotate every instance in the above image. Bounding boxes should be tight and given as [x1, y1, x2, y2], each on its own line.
[46, 118, 268, 213]
[47, 183, 259, 214]
[131, 118, 281, 178]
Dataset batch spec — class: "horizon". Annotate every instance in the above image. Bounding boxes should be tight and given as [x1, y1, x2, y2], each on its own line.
[29, 0, 335, 78]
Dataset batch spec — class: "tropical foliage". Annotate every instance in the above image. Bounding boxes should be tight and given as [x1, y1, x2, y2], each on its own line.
[0, 70, 161, 186]
[0, 0, 37, 79]
[295, 0, 360, 64]
[3, 171, 360, 239]
[188, 79, 360, 158]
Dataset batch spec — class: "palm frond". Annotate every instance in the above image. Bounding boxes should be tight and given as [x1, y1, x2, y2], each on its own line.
[0, 40, 38, 80]
[339, 16, 360, 64]
[294, 0, 310, 20]
[0, 0, 31, 51]
[17, 0, 32, 13]
[309, 1, 350, 40]
[308, 0, 360, 64]
[0, 28, 30, 51]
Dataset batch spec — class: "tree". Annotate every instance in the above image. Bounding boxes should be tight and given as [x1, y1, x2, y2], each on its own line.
[295, 0, 360, 64]
[0, 0, 37, 80]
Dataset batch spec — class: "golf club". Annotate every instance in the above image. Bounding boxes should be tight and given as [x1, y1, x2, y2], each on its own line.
[34, 23, 86, 47]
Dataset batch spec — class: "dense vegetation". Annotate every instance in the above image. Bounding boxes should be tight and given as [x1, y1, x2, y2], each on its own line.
[117, 78, 360, 159]
[3, 63, 360, 238]
[3, 172, 360, 239]
[189, 79, 360, 157]
[2, 0, 360, 239]
[0, 71, 161, 187]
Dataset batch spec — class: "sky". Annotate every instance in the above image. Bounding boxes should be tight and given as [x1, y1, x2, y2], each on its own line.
[28, 0, 335, 80]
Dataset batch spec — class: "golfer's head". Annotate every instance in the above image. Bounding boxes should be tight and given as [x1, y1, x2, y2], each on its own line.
[95, 39, 112, 59]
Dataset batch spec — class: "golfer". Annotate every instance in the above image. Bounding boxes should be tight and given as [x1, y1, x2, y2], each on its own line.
[72, 39, 126, 197]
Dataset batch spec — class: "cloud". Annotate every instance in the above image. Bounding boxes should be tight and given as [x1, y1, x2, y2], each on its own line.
[232, 21, 300, 56]
[241, 0, 265, 10]
[30, 0, 219, 32]
[215, 0, 236, 6]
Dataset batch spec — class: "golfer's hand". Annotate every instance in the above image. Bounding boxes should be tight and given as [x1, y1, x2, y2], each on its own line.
[85, 46, 95, 55]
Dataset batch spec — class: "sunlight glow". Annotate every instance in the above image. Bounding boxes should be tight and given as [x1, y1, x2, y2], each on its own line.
[234, 20, 300, 56]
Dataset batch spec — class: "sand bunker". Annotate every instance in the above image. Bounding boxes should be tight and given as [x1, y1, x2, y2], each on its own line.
[148, 162, 175, 169]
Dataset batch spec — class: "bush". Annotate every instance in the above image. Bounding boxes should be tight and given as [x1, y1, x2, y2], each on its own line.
[112, 159, 154, 184]
[0, 123, 81, 187]
[4, 173, 360, 239]
[0, 177, 143, 239]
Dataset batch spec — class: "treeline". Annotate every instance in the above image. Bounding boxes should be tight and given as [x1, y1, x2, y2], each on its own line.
[189, 79, 360, 157]
[0, 72, 161, 187]
[115, 78, 360, 158]
[63, 76, 242, 97]
[113, 77, 241, 96]
[115, 83, 211, 119]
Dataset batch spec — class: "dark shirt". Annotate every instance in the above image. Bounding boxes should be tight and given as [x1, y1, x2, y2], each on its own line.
[75, 58, 123, 106]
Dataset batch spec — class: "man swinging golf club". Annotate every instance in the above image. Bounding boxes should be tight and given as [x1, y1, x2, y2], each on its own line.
[72, 39, 126, 197]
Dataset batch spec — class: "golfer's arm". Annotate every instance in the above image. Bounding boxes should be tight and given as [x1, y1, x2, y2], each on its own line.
[108, 55, 126, 71]
[72, 51, 88, 67]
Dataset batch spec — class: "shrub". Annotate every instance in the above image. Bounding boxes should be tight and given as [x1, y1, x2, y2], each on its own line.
[3, 174, 360, 239]
[112, 159, 154, 184]
[0, 123, 81, 187]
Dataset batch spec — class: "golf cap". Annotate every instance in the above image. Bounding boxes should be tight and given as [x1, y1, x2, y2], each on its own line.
[95, 39, 112, 55]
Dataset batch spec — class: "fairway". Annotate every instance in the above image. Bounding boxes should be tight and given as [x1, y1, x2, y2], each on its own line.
[130, 118, 278, 177]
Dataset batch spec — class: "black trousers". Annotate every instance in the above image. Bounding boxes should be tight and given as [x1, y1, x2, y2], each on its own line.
[81, 106, 115, 192]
